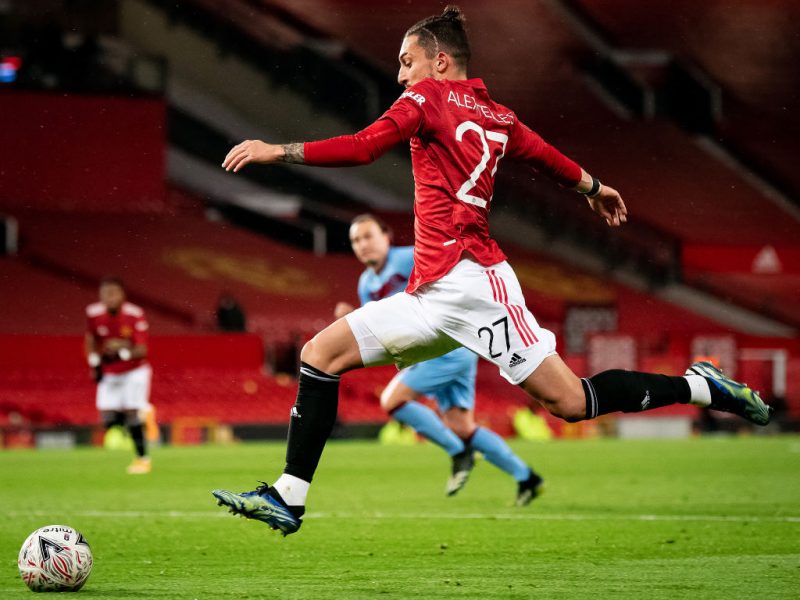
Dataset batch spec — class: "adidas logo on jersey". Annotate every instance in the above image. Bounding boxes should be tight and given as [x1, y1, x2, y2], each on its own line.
[509, 353, 527, 368]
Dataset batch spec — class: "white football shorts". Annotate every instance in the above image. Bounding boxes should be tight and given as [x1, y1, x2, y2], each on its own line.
[345, 259, 556, 385]
[96, 364, 152, 412]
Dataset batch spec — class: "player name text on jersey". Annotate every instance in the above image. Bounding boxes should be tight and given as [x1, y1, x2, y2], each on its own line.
[447, 91, 514, 125]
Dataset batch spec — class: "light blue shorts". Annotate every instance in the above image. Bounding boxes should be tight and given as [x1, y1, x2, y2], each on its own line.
[397, 347, 478, 412]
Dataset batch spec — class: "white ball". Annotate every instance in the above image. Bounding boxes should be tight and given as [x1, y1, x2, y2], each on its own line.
[18, 525, 93, 592]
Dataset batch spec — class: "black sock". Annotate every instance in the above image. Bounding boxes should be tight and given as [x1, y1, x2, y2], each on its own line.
[283, 362, 340, 483]
[583, 370, 691, 419]
[127, 423, 147, 458]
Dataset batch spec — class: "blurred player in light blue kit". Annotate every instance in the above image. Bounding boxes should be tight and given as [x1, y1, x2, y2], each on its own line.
[335, 214, 543, 504]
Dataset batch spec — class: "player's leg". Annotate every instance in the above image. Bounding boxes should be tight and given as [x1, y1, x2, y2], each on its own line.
[213, 293, 454, 534]
[274, 317, 363, 500]
[97, 370, 122, 429]
[484, 261, 773, 424]
[394, 350, 480, 495]
[383, 377, 477, 497]
[520, 354, 772, 426]
[121, 365, 152, 474]
[382, 368, 466, 457]
[96, 373, 137, 472]
[442, 408, 530, 482]
[283, 308, 456, 486]
[441, 404, 543, 505]
[100, 410, 126, 431]
[213, 317, 361, 534]
[123, 409, 146, 458]
[428, 259, 771, 427]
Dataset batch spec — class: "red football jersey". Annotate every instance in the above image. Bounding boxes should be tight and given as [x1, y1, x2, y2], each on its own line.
[85, 301, 149, 374]
[305, 77, 582, 292]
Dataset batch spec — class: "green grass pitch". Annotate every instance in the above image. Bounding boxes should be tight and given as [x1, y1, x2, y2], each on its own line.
[2, 436, 799, 599]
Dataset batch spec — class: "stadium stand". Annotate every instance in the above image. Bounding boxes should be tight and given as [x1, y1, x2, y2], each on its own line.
[572, 0, 800, 200]
[1, 0, 798, 445]
[257, 0, 800, 329]
[2, 202, 798, 441]
[561, 0, 800, 326]
[0, 91, 166, 212]
[159, 0, 800, 326]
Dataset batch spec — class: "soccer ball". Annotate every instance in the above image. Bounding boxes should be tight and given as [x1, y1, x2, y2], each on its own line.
[18, 525, 93, 592]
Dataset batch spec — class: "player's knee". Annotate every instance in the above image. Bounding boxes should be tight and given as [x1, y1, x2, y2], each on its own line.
[299, 338, 328, 371]
[449, 422, 475, 439]
[299, 327, 361, 375]
[379, 389, 398, 412]
[442, 410, 475, 439]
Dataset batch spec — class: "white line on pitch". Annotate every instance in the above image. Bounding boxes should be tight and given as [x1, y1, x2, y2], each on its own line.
[8, 510, 800, 524]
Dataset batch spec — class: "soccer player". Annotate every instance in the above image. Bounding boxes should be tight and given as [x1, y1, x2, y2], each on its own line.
[335, 213, 543, 502]
[85, 276, 152, 474]
[213, 6, 772, 535]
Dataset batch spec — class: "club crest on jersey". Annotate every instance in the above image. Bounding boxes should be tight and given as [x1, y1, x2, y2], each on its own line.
[400, 90, 426, 106]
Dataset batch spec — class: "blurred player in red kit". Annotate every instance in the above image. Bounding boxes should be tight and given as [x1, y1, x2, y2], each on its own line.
[213, 5, 772, 534]
[85, 277, 152, 474]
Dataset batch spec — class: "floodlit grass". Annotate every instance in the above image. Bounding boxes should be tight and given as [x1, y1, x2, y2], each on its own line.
[2, 436, 799, 598]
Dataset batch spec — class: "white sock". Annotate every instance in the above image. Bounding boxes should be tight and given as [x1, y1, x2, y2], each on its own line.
[684, 375, 712, 407]
[273, 474, 310, 506]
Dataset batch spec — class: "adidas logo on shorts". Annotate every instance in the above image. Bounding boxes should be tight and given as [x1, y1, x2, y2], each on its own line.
[508, 353, 527, 368]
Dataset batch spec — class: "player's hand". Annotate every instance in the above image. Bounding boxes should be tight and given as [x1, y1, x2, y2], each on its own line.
[334, 302, 355, 319]
[222, 140, 282, 172]
[104, 338, 126, 351]
[587, 184, 627, 227]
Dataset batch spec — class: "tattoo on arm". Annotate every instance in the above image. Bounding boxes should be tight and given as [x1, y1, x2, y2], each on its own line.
[280, 143, 305, 164]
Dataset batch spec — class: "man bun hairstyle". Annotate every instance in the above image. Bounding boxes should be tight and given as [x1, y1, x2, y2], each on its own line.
[406, 4, 471, 69]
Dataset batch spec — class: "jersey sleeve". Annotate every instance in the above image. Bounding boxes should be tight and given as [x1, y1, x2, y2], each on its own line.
[505, 116, 582, 187]
[379, 79, 439, 137]
[304, 118, 407, 167]
[303, 80, 436, 167]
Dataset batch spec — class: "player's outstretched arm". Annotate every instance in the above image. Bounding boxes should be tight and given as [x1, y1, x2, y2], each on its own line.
[507, 119, 628, 227]
[223, 102, 420, 173]
[222, 141, 304, 172]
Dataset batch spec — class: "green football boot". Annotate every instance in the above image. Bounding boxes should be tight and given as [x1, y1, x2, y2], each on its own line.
[686, 361, 773, 426]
